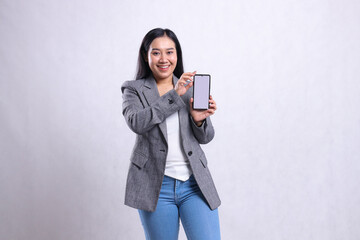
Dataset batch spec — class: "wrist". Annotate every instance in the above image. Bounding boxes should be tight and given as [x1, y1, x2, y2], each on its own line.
[195, 120, 204, 127]
[175, 88, 181, 96]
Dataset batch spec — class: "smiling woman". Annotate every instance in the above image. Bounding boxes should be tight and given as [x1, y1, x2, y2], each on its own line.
[147, 39, 177, 81]
[135, 29, 184, 81]
[121, 28, 220, 240]
[147, 37, 178, 96]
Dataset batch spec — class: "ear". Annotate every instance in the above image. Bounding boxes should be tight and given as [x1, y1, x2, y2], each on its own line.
[143, 52, 148, 62]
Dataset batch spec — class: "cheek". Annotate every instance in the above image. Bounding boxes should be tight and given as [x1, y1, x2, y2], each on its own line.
[171, 55, 178, 64]
[148, 56, 156, 67]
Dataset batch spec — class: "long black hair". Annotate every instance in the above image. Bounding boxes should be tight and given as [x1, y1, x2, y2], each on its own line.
[135, 28, 184, 80]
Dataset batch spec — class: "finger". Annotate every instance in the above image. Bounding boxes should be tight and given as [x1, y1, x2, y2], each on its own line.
[209, 99, 216, 106]
[182, 71, 196, 78]
[185, 81, 193, 89]
[182, 73, 196, 82]
[187, 75, 195, 81]
[184, 79, 192, 87]
[186, 71, 196, 75]
[209, 103, 217, 110]
[182, 76, 193, 83]
[204, 111, 214, 118]
[180, 77, 193, 87]
[206, 109, 215, 116]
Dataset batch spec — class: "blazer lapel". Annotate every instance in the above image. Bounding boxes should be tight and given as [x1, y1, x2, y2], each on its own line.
[178, 84, 191, 139]
[175, 76, 189, 126]
[142, 76, 168, 143]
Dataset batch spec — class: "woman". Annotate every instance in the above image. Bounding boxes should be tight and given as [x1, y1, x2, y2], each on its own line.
[121, 28, 221, 240]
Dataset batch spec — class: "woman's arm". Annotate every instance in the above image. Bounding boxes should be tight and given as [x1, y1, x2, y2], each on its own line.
[190, 115, 215, 144]
[189, 95, 217, 144]
[121, 81, 185, 135]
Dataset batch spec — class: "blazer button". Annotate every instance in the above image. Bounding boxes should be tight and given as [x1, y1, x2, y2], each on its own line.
[168, 99, 174, 104]
[188, 151, 192, 156]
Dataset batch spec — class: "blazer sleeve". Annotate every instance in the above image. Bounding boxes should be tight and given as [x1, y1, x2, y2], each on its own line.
[190, 115, 215, 144]
[121, 81, 186, 135]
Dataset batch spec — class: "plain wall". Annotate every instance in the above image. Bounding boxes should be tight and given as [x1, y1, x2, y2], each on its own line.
[1, 0, 360, 239]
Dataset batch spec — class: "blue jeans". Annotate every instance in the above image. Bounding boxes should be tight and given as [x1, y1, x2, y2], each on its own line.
[138, 175, 221, 240]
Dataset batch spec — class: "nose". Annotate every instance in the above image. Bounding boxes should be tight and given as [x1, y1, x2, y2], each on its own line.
[159, 54, 167, 63]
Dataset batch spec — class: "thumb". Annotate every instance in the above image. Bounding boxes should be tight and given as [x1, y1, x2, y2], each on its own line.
[189, 98, 194, 108]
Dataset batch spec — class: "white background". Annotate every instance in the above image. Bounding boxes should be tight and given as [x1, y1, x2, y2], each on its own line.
[1, 0, 360, 239]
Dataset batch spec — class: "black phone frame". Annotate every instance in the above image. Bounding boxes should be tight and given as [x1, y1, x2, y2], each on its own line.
[192, 74, 211, 110]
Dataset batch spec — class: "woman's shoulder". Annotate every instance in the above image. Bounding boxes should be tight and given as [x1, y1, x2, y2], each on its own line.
[121, 78, 147, 92]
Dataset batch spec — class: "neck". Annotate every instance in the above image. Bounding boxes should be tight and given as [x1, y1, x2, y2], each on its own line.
[155, 75, 173, 86]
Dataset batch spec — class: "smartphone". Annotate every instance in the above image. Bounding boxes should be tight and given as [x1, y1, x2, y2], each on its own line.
[193, 74, 211, 110]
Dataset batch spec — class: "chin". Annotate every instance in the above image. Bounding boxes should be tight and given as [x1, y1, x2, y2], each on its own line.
[156, 72, 173, 80]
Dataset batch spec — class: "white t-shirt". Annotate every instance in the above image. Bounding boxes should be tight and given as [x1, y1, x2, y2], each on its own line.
[164, 111, 192, 181]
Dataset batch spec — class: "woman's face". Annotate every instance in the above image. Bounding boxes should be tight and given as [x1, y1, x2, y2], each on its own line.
[147, 36, 177, 82]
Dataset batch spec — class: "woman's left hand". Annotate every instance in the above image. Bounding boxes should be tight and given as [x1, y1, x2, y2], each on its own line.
[190, 95, 217, 126]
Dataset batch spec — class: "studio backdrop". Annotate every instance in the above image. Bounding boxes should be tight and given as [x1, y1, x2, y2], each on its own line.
[1, 0, 360, 239]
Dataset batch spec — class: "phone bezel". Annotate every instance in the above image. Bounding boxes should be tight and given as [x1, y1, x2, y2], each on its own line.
[192, 74, 211, 110]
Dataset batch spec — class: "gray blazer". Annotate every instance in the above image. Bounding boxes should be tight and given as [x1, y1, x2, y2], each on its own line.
[121, 75, 221, 212]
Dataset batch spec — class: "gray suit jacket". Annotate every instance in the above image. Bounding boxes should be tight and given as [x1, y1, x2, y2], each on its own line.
[121, 75, 221, 212]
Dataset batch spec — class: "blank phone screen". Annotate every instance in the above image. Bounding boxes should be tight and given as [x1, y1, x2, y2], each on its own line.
[193, 74, 210, 110]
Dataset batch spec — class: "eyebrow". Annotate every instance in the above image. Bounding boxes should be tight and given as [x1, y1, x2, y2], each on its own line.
[151, 48, 175, 51]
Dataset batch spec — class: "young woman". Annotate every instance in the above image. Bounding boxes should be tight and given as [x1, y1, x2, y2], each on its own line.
[121, 28, 221, 240]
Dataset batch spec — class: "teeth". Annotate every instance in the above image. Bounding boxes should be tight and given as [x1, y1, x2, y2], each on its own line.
[159, 66, 169, 69]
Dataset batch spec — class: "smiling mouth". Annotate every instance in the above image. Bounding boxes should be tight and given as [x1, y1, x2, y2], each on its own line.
[158, 65, 170, 70]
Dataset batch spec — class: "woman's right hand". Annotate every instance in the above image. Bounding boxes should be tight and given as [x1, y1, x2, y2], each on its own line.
[174, 71, 196, 96]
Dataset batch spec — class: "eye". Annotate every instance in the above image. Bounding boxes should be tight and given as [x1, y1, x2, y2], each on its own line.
[152, 52, 160, 56]
[167, 51, 174, 55]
